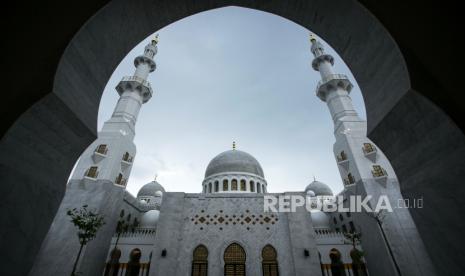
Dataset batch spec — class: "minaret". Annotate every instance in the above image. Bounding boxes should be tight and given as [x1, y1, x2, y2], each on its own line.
[29, 37, 160, 276]
[309, 34, 436, 276]
[69, 35, 159, 186]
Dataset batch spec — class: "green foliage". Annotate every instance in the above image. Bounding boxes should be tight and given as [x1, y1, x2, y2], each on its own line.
[67, 204, 105, 245]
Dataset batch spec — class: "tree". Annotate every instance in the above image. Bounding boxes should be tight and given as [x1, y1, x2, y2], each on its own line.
[344, 230, 363, 249]
[67, 205, 105, 276]
[344, 230, 367, 276]
[114, 209, 130, 250]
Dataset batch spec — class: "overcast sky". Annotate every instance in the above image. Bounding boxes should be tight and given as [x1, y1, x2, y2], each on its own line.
[97, 6, 366, 197]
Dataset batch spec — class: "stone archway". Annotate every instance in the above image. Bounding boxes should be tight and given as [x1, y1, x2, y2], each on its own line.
[1, 1, 464, 276]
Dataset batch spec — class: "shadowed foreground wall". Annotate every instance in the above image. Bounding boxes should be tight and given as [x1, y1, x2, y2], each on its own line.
[1, 0, 464, 275]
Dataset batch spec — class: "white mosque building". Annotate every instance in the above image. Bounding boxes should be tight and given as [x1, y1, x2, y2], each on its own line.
[102, 147, 366, 276]
[30, 34, 434, 276]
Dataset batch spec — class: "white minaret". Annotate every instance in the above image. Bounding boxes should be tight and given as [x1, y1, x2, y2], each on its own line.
[69, 35, 159, 187]
[29, 36, 161, 276]
[309, 34, 436, 276]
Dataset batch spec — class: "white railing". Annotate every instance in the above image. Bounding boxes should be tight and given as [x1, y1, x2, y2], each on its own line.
[103, 262, 150, 276]
[121, 76, 151, 88]
[317, 73, 349, 87]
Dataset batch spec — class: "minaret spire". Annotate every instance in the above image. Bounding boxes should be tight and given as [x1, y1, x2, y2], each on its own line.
[69, 35, 160, 185]
[308, 34, 436, 275]
[104, 34, 159, 138]
[32, 35, 163, 275]
[309, 33, 360, 129]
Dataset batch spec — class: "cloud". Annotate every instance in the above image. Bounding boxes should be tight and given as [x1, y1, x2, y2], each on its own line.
[98, 7, 367, 197]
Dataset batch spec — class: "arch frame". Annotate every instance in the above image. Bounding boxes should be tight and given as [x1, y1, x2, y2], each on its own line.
[2, 1, 458, 276]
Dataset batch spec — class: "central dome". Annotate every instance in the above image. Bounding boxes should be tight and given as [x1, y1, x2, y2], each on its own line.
[205, 150, 264, 178]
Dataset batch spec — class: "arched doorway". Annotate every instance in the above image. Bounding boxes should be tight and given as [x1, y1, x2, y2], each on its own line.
[224, 243, 246, 276]
[261, 245, 279, 276]
[192, 245, 208, 276]
[125, 248, 142, 276]
[329, 248, 346, 276]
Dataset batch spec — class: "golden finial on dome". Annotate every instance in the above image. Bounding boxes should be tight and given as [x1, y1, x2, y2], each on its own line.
[309, 33, 317, 43]
[152, 34, 159, 44]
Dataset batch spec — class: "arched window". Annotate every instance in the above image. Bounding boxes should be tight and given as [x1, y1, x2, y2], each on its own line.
[104, 247, 121, 276]
[240, 180, 246, 191]
[329, 248, 346, 276]
[250, 181, 255, 192]
[257, 182, 261, 193]
[223, 179, 229, 191]
[262, 245, 279, 276]
[192, 245, 208, 276]
[224, 243, 246, 276]
[208, 183, 212, 193]
[126, 248, 142, 276]
[215, 181, 219, 192]
[231, 179, 238, 191]
[262, 184, 265, 193]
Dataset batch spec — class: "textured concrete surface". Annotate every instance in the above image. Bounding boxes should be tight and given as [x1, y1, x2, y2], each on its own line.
[368, 90, 465, 274]
[150, 192, 322, 276]
[0, 94, 95, 276]
[1, 0, 463, 275]
[28, 179, 125, 276]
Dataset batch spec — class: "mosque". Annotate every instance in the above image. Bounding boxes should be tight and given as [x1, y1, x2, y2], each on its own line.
[28, 34, 435, 276]
[101, 146, 362, 276]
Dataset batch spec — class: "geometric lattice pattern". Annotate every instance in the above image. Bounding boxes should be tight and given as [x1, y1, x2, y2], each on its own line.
[191, 211, 278, 227]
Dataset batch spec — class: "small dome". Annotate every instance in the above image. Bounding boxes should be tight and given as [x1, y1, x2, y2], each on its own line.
[306, 190, 316, 197]
[305, 180, 333, 196]
[311, 210, 331, 229]
[140, 210, 160, 229]
[205, 150, 264, 178]
[137, 181, 165, 198]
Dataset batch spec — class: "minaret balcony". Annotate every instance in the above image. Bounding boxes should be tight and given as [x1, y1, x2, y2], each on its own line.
[362, 143, 377, 162]
[92, 144, 108, 162]
[121, 153, 133, 171]
[92, 151, 107, 163]
[315, 74, 353, 101]
[372, 165, 388, 184]
[343, 178, 355, 186]
[336, 153, 349, 170]
[134, 55, 156, 72]
[84, 166, 99, 179]
[337, 158, 349, 170]
[311, 54, 334, 70]
[116, 76, 153, 103]
[115, 173, 127, 187]
[115, 178, 127, 187]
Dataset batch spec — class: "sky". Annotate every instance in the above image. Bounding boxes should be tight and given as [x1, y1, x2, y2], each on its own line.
[97, 6, 366, 197]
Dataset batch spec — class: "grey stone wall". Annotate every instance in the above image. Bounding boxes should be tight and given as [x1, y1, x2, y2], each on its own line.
[2, 0, 461, 275]
[29, 179, 125, 276]
[150, 192, 322, 276]
[368, 90, 465, 274]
